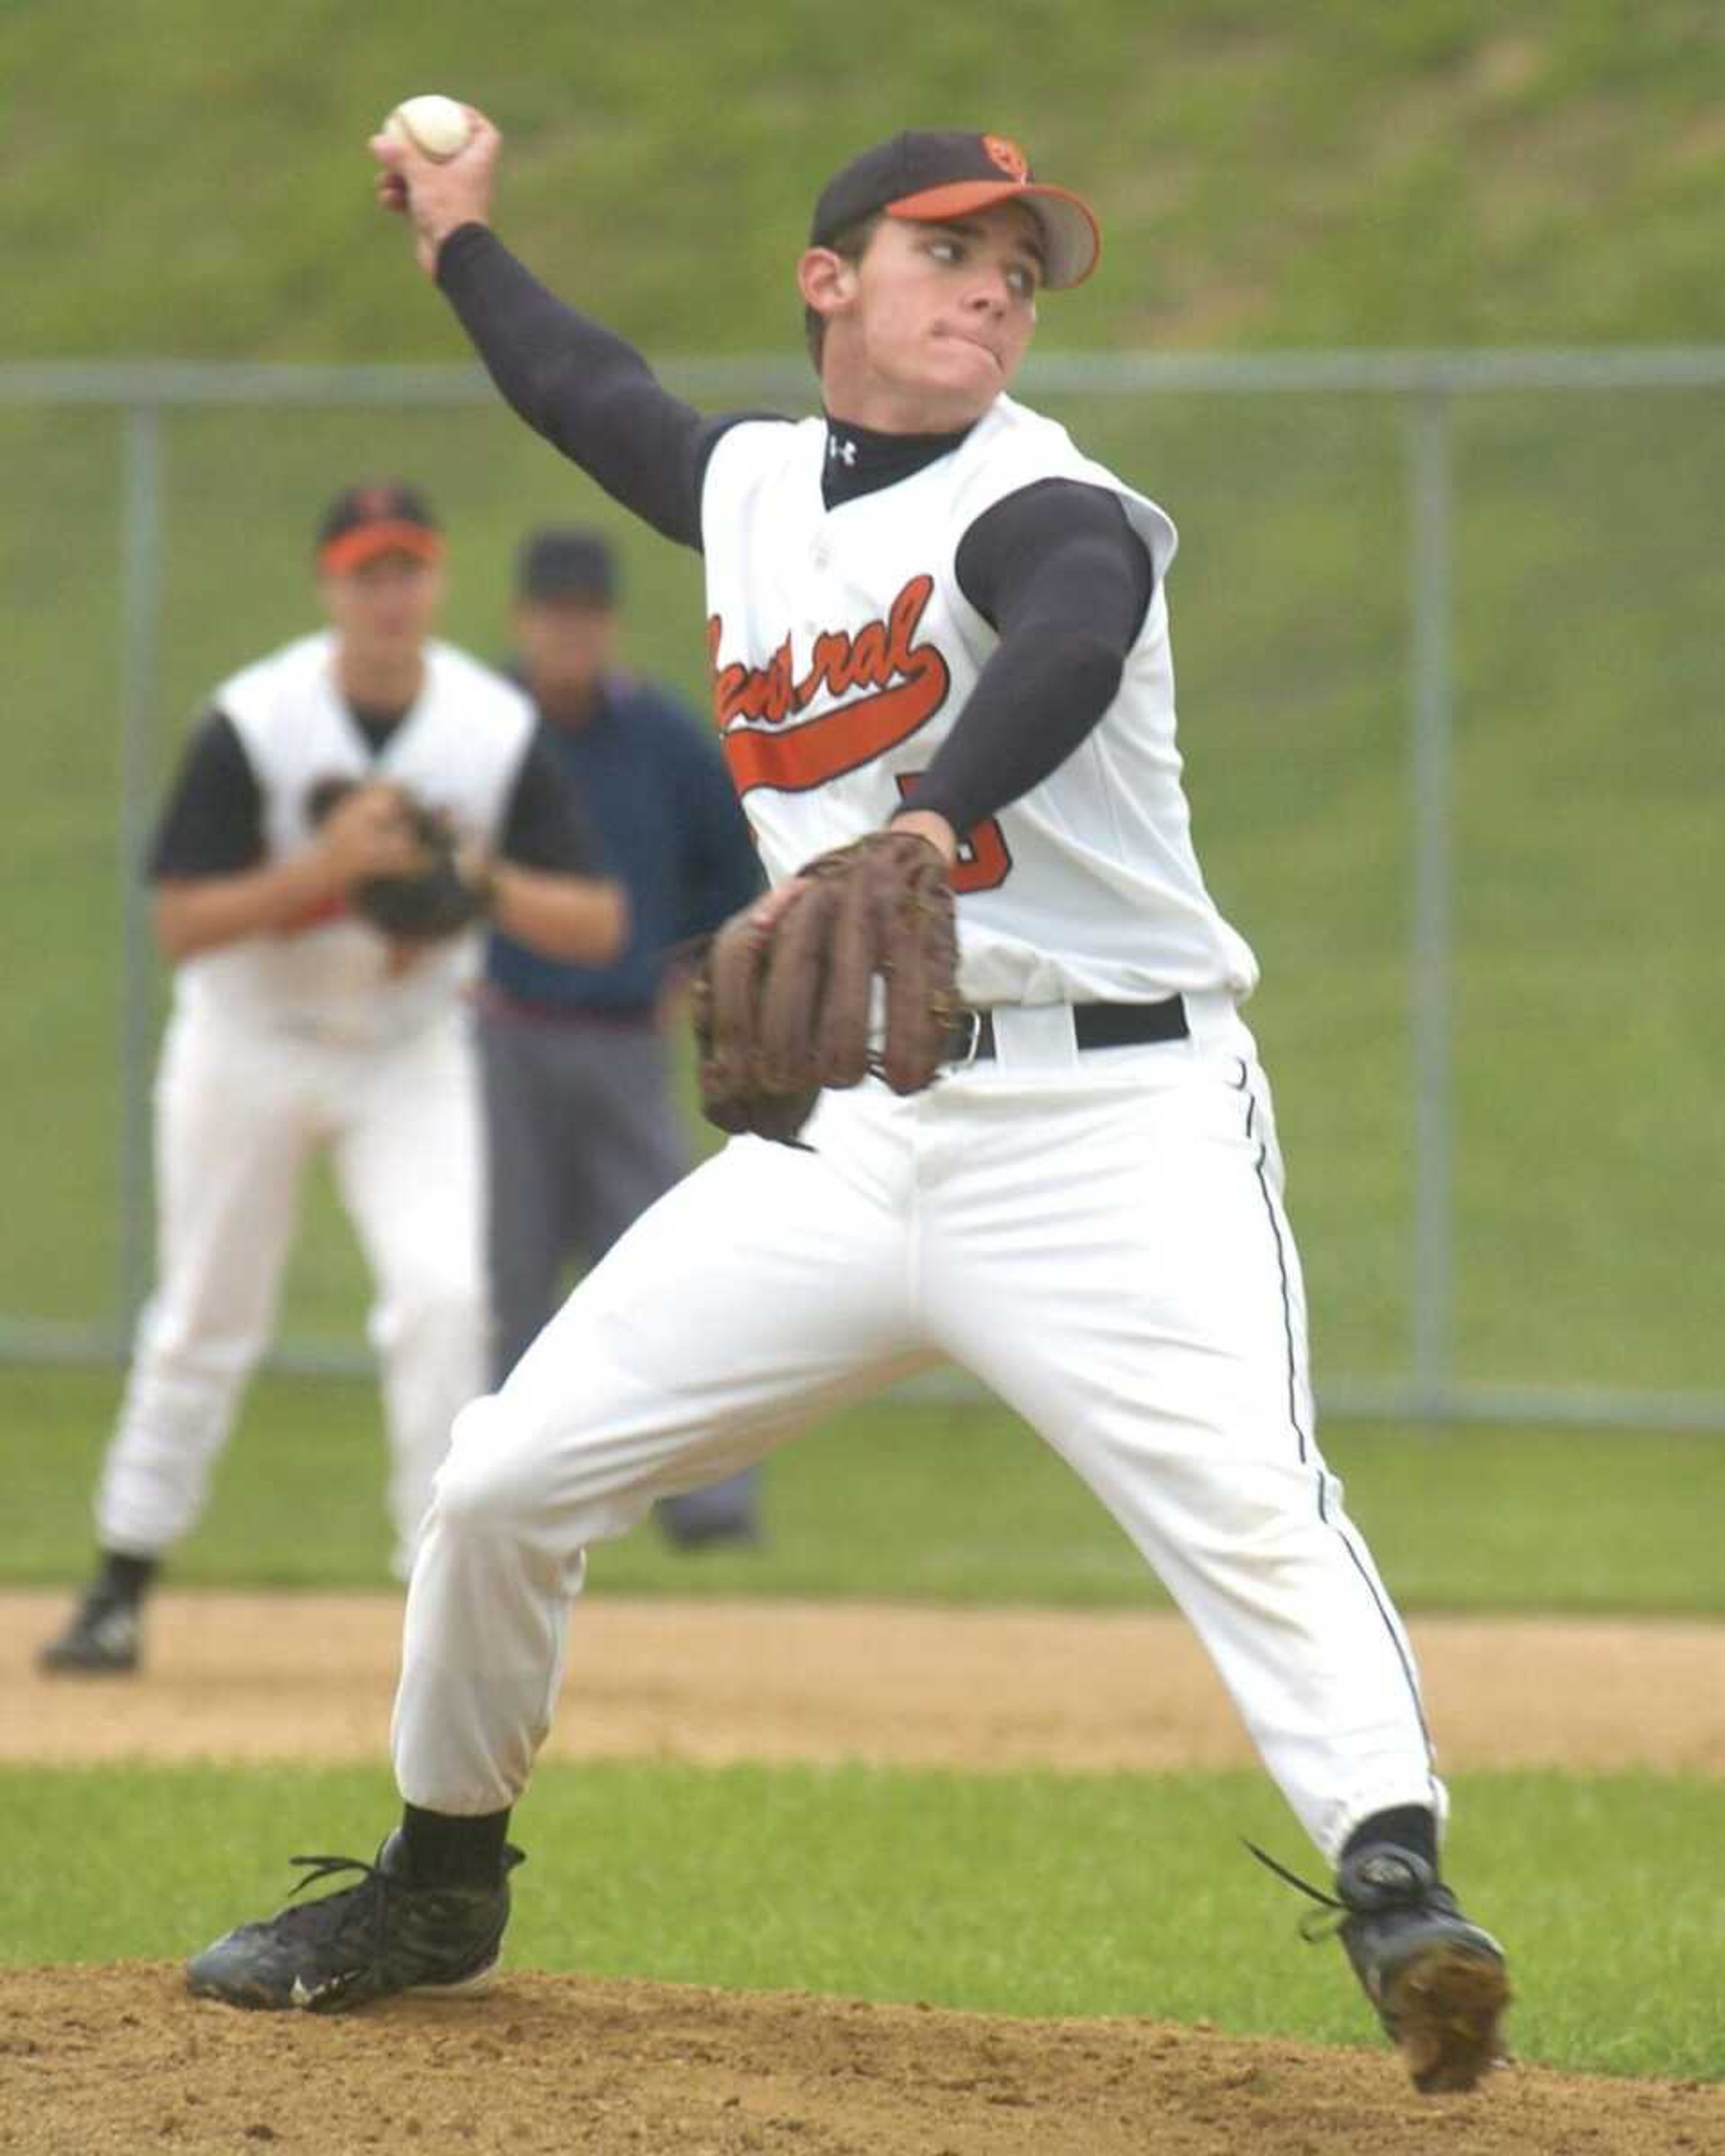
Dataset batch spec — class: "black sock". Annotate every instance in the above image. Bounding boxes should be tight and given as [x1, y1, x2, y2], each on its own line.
[94, 1551, 158, 1608]
[400, 1804, 512, 1886]
[1343, 1805, 1438, 1871]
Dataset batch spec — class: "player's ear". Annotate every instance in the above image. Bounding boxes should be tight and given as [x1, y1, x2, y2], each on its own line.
[797, 246, 858, 324]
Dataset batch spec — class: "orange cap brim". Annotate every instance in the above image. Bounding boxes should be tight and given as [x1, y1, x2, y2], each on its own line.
[318, 522, 444, 576]
[886, 179, 1101, 288]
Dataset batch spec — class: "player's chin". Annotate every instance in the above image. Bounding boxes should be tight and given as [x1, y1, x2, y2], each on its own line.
[367, 614, 432, 645]
[930, 333, 1003, 379]
[923, 340, 1007, 415]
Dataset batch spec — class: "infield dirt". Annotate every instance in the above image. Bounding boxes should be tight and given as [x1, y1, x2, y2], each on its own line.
[6, 1590, 1723, 1773]
[4, 1591, 1721, 2155]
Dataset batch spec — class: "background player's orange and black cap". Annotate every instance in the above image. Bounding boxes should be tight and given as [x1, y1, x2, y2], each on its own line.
[809, 130, 1101, 289]
[316, 481, 444, 575]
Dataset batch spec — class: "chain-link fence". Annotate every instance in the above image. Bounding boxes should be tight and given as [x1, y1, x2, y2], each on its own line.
[4, 351, 1721, 1428]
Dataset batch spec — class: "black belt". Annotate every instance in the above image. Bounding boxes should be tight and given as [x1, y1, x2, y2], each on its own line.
[943, 996, 1189, 1064]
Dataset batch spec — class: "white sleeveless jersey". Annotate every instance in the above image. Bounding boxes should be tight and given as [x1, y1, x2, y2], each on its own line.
[174, 631, 536, 1046]
[701, 395, 1258, 1006]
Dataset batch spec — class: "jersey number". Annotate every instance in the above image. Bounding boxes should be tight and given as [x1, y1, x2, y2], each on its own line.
[894, 776, 1011, 894]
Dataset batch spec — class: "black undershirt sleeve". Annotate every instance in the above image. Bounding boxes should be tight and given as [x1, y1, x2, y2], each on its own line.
[497, 725, 605, 875]
[897, 481, 1155, 840]
[147, 711, 266, 880]
[436, 225, 763, 549]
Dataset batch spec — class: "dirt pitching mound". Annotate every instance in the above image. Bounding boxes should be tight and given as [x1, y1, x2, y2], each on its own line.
[6, 1964, 1721, 2156]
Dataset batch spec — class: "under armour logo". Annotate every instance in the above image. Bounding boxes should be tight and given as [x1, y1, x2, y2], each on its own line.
[827, 435, 858, 467]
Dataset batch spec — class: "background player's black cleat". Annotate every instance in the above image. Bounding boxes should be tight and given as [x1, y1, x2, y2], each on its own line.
[1333, 1844, 1510, 2092]
[186, 1832, 524, 2012]
[37, 1594, 141, 1675]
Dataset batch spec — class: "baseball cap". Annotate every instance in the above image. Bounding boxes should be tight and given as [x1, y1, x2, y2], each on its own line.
[809, 130, 1101, 289]
[316, 482, 443, 574]
[514, 528, 618, 606]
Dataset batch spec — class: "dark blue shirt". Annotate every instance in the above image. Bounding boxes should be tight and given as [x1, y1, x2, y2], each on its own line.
[485, 671, 761, 1014]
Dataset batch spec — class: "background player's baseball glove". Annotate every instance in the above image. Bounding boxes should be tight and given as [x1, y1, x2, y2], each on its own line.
[306, 777, 494, 943]
[691, 830, 960, 1145]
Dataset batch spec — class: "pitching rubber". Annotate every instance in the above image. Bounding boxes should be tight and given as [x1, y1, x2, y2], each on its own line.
[1385, 1945, 1513, 2093]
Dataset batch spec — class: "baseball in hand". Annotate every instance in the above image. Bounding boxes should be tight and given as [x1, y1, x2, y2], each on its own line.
[382, 95, 473, 161]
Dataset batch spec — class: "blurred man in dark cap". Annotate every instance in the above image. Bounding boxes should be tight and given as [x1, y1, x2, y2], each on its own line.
[479, 526, 765, 1547]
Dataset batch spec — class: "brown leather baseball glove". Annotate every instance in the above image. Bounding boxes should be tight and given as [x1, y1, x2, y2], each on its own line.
[691, 830, 961, 1145]
[306, 777, 495, 943]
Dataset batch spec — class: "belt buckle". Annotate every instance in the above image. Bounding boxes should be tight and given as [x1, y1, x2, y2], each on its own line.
[948, 1007, 984, 1069]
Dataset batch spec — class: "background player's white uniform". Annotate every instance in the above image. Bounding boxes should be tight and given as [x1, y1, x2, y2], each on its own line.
[395, 403, 1443, 1863]
[98, 631, 535, 1576]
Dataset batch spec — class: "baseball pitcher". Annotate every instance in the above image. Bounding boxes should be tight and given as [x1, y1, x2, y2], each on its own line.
[183, 126, 1510, 2095]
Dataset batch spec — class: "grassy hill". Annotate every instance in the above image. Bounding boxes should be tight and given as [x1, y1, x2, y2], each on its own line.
[2, 2, 1721, 1409]
[3, 1, 1722, 360]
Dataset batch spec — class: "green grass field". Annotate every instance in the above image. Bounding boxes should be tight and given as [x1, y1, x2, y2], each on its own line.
[9, 1366, 1725, 1612]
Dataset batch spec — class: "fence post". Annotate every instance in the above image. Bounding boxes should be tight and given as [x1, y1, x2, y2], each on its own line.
[1407, 393, 1454, 1412]
[116, 403, 164, 1340]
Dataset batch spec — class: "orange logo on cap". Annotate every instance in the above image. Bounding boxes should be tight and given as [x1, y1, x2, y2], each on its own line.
[982, 135, 1030, 181]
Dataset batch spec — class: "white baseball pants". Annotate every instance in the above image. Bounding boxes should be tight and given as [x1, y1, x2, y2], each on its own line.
[395, 997, 1442, 1860]
[95, 1003, 488, 1577]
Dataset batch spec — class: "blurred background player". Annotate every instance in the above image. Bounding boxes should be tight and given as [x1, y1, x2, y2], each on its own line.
[38, 483, 628, 1674]
[479, 527, 764, 1547]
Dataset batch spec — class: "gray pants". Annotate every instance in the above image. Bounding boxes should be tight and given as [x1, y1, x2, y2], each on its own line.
[477, 1003, 758, 1544]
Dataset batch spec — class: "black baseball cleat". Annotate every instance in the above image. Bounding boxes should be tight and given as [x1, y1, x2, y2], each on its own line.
[37, 1595, 142, 1676]
[1333, 1844, 1509, 2093]
[1249, 1839, 1509, 2094]
[186, 1832, 524, 2012]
